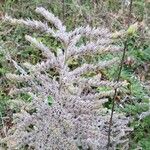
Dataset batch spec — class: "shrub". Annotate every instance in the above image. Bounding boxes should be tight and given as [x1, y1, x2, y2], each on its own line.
[1, 7, 131, 150]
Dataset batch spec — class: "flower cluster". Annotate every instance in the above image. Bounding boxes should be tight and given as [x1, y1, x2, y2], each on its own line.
[1, 7, 131, 150]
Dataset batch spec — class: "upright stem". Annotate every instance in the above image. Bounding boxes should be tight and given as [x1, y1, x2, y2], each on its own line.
[106, 0, 133, 149]
[62, 0, 65, 21]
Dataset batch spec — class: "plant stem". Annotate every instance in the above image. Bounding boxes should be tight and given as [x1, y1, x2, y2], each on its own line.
[107, 0, 133, 149]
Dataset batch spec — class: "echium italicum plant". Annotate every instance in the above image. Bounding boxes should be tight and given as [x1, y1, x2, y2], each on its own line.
[1, 7, 132, 150]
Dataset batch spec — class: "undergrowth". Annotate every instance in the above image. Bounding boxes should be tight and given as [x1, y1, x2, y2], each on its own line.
[0, 0, 150, 149]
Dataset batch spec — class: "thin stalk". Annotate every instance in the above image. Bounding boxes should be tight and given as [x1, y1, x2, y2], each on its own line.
[106, 0, 133, 149]
[62, 0, 65, 21]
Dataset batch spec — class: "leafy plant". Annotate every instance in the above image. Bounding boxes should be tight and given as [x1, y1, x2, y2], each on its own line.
[1, 7, 131, 150]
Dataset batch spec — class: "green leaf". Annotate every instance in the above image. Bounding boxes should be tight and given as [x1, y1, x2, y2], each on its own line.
[47, 95, 54, 106]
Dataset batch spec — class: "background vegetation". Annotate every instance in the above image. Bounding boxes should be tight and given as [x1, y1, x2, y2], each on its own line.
[0, 0, 150, 149]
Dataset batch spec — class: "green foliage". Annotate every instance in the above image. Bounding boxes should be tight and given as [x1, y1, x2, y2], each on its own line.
[97, 86, 112, 92]
[127, 33, 150, 64]
[0, 92, 9, 115]
[47, 95, 54, 106]
[107, 0, 121, 11]
[133, 0, 145, 20]
[0, 0, 149, 149]
[19, 93, 32, 102]
[130, 116, 150, 150]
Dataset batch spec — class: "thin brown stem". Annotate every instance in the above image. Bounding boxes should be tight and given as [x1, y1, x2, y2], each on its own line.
[106, 0, 133, 149]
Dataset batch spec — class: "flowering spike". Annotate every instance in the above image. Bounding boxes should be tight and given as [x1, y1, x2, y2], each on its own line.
[1, 7, 131, 150]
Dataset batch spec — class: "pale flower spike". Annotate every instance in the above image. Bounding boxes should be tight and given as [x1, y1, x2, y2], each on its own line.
[1, 7, 131, 150]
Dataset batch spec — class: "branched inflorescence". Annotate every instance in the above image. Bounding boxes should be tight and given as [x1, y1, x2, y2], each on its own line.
[1, 7, 131, 150]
